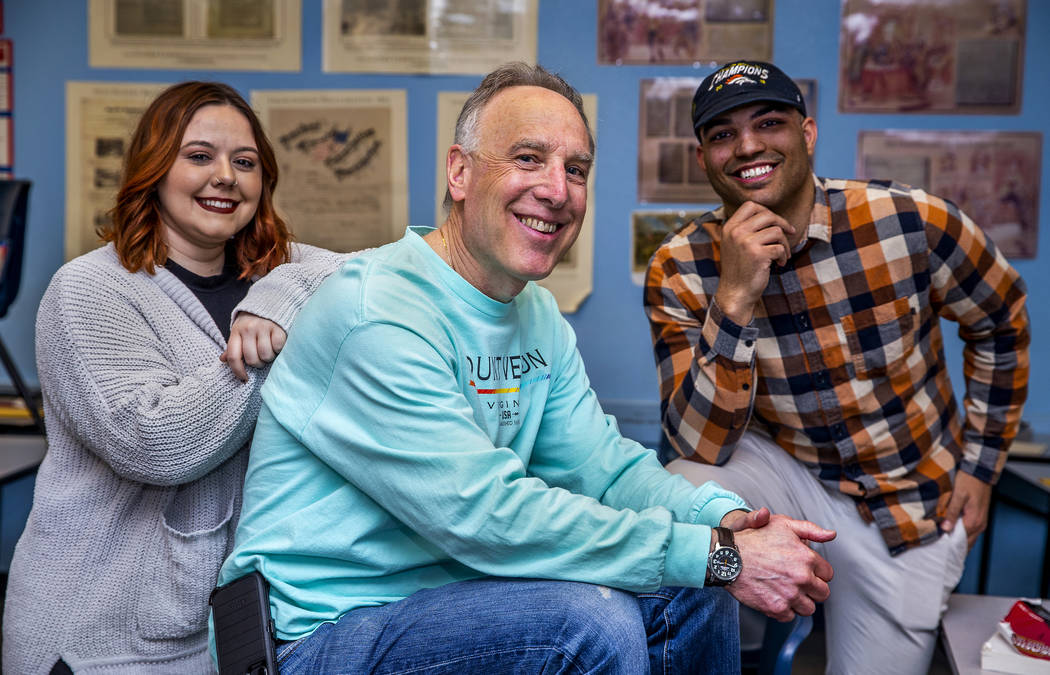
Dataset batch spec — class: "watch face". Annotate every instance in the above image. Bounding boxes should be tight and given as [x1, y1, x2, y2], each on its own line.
[710, 547, 742, 582]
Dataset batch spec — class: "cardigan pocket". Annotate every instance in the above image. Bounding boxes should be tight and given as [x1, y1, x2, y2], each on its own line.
[136, 486, 235, 640]
[840, 296, 919, 380]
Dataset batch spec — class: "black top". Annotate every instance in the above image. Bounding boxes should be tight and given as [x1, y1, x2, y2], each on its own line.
[165, 252, 252, 342]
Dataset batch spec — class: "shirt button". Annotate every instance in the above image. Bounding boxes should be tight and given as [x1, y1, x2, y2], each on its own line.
[796, 313, 809, 330]
[744, 339, 754, 348]
[832, 423, 847, 439]
[815, 372, 830, 389]
[742, 383, 750, 391]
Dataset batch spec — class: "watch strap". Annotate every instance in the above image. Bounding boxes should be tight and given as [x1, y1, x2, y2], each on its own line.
[714, 526, 735, 550]
[705, 526, 741, 587]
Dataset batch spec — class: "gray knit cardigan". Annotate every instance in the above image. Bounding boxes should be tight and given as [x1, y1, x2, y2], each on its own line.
[3, 242, 352, 674]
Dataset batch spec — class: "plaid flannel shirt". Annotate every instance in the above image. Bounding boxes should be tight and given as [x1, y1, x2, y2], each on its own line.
[644, 175, 1029, 554]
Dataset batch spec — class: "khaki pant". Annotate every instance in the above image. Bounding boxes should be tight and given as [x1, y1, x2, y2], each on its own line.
[667, 431, 968, 675]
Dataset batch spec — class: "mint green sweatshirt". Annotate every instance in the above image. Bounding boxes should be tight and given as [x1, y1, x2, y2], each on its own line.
[217, 227, 747, 641]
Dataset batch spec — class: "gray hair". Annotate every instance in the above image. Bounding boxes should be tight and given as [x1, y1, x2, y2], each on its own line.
[442, 62, 594, 212]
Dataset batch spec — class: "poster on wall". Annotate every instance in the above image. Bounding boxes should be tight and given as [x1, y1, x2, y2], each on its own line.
[630, 209, 706, 285]
[638, 77, 815, 203]
[252, 89, 407, 253]
[0, 39, 11, 180]
[89, 0, 301, 71]
[65, 82, 167, 261]
[598, 0, 773, 66]
[434, 92, 597, 313]
[322, 0, 538, 75]
[839, 0, 1025, 114]
[856, 130, 1041, 258]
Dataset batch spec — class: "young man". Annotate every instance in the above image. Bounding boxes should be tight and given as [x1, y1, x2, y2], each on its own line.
[645, 60, 1030, 674]
[215, 63, 835, 673]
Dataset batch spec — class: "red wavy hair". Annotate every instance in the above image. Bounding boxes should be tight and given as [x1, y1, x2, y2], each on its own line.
[100, 81, 291, 279]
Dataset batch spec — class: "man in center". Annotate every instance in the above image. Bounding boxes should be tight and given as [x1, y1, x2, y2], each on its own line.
[216, 62, 835, 673]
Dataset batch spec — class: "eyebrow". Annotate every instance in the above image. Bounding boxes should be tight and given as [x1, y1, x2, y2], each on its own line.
[181, 139, 259, 155]
[511, 138, 593, 165]
[703, 104, 794, 134]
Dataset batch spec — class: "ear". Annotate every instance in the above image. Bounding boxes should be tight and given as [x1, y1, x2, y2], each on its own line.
[802, 117, 818, 159]
[695, 144, 707, 173]
[447, 145, 469, 203]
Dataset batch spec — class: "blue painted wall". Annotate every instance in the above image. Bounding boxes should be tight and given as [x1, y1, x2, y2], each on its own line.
[1, 1, 1045, 593]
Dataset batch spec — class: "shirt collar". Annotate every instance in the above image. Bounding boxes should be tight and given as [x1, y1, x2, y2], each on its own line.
[806, 173, 832, 245]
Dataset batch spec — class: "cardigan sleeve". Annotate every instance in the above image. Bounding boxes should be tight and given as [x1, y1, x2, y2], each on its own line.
[37, 260, 261, 486]
[233, 243, 364, 331]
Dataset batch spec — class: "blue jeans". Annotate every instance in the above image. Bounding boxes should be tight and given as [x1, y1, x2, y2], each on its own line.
[276, 577, 738, 674]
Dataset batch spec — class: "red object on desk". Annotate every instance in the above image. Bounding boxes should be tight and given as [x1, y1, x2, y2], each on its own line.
[1005, 600, 1050, 660]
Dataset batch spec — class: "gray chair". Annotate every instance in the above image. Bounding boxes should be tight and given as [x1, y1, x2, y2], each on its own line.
[0, 180, 44, 435]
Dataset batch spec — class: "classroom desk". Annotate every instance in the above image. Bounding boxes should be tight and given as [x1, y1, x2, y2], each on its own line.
[0, 434, 46, 570]
[940, 594, 1047, 675]
[0, 433, 46, 486]
[979, 458, 1050, 598]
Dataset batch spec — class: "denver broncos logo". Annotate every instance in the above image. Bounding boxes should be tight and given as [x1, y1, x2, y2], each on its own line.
[726, 74, 757, 86]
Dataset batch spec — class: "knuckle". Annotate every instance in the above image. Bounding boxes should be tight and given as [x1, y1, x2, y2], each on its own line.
[768, 597, 789, 616]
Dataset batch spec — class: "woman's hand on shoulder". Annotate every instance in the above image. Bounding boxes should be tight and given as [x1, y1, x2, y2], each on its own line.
[221, 312, 287, 382]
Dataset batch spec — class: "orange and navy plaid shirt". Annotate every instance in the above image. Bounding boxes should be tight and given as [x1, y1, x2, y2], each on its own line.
[644, 175, 1029, 554]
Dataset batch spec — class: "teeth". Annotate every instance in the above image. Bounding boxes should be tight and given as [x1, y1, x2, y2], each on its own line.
[200, 198, 234, 209]
[739, 165, 773, 180]
[521, 217, 557, 234]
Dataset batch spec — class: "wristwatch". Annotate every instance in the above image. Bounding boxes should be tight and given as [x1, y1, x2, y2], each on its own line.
[705, 527, 742, 587]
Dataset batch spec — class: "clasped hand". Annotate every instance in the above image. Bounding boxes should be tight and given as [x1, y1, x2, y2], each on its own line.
[720, 507, 835, 622]
[220, 312, 287, 382]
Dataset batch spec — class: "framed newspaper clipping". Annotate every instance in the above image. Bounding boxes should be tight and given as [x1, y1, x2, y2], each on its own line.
[856, 130, 1041, 258]
[840, 0, 1024, 113]
[252, 89, 408, 253]
[65, 82, 168, 261]
[323, 0, 538, 75]
[598, 0, 773, 66]
[89, 0, 301, 71]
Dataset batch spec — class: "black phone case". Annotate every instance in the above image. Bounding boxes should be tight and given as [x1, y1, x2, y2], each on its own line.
[209, 571, 279, 675]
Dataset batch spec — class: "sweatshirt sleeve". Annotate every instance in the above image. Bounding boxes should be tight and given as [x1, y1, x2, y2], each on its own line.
[284, 319, 742, 592]
[527, 311, 747, 525]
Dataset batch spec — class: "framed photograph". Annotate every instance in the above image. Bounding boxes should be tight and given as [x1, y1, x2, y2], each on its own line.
[598, 0, 773, 66]
[323, 0, 538, 74]
[839, 0, 1024, 113]
[630, 209, 706, 284]
[89, 0, 301, 71]
[65, 82, 169, 261]
[856, 130, 1041, 258]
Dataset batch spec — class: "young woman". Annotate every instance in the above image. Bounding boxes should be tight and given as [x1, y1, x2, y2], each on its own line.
[3, 82, 353, 674]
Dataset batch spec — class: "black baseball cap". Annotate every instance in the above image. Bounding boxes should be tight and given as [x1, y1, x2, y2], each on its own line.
[691, 61, 806, 141]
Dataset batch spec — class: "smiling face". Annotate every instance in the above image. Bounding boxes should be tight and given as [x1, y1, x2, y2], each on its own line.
[696, 102, 817, 226]
[156, 104, 263, 273]
[446, 85, 592, 301]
